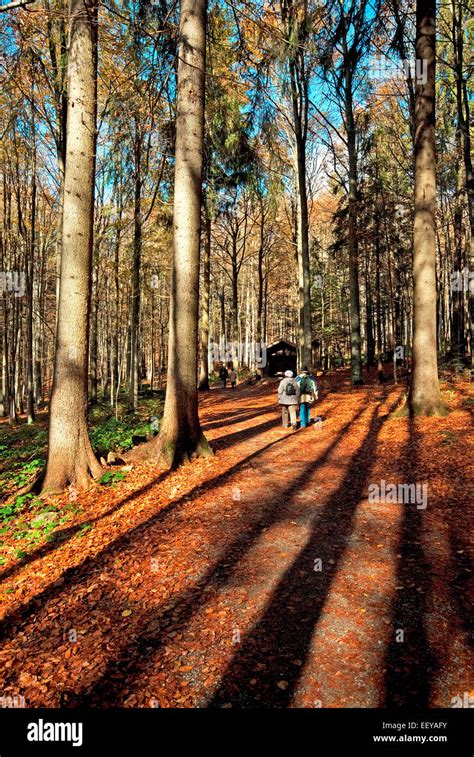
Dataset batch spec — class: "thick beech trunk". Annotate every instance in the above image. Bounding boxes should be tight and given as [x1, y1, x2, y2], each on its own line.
[42, 0, 102, 492]
[146, 0, 211, 468]
[408, 0, 447, 416]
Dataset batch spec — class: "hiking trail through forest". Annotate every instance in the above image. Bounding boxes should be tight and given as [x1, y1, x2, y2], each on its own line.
[0, 372, 472, 708]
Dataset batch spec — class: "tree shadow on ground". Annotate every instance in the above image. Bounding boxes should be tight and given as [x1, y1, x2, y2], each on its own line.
[60, 397, 401, 706]
[201, 405, 277, 432]
[383, 417, 437, 707]
[1, 398, 366, 639]
[207, 398, 397, 707]
[0, 469, 169, 585]
[57, 401, 373, 705]
[0, 402, 283, 584]
[210, 415, 283, 451]
[427, 433, 473, 650]
[447, 528, 474, 648]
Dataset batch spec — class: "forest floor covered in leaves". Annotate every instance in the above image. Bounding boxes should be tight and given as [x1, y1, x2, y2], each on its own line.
[0, 370, 472, 708]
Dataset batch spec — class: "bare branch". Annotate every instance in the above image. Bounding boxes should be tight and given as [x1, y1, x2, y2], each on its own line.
[0, 0, 36, 12]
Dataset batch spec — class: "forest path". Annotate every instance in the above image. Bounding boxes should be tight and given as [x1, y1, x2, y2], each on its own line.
[0, 373, 472, 707]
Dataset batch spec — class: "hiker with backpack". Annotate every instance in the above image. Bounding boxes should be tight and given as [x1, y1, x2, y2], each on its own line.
[296, 366, 318, 428]
[277, 370, 301, 429]
[219, 365, 229, 388]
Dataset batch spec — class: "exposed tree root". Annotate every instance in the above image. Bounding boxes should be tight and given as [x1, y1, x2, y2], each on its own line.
[3, 469, 44, 506]
[41, 436, 103, 496]
[123, 428, 213, 470]
[395, 398, 450, 418]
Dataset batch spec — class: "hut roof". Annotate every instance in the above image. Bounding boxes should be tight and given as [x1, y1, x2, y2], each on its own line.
[266, 339, 297, 354]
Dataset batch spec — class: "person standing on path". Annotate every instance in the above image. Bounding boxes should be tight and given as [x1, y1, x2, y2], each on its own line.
[296, 366, 318, 428]
[219, 365, 229, 389]
[229, 368, 237, 389]
[277, 370, 301, 429]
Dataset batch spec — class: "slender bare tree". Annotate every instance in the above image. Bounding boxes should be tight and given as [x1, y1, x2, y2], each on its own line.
[198, 209, 211, 390]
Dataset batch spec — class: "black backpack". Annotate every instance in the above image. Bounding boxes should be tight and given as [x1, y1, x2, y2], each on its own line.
[299, 375, 311, 394]
[285, 380, 296, 396]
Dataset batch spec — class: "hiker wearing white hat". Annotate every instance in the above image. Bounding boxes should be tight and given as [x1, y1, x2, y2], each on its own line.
[277, 370, 301, 429]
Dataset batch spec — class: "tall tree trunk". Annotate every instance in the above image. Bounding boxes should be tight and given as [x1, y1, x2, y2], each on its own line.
[408, 0, 447, 416]
[364, 236, 375, 367]
[231, 251, 239, 369]
[129, 130, 142, 409]
[151, 287, 156, 391]
[346, 77, 363, 384]
[375, 216, 385, 381]
[366, 280, 375, 367]
[283, 0, 312, 370]
[263, 271, 269, 347]
[256, 197, 265, 375]
[34, 236, 46, 406]
[458, 2, 474, 363]
[1, 211, 9, 419]
[144, 0, 211, 468]
[111, 198, 121, 406]
[290, 71, 312, 370]
[452, 0, 473, 244]
[219, 277, 226, 349]
[26, 172, 36, 423]
[102, 277, 111, 401]
[450, 0, 466, 357]
[198, 209, 211, 390]
[0, 349, 6, 418]
[42, 0, 102, 492]
[294, 145, 312, 369]
[1, 302, 9, 419]
[11, 316, 19, 423]
[26, 55, 37, 424]
[89, 238, 99, 403]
